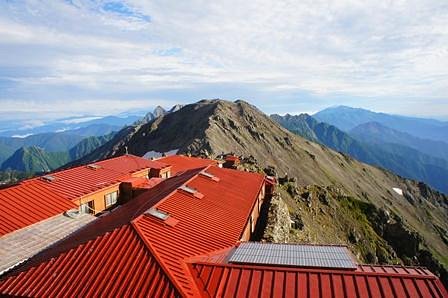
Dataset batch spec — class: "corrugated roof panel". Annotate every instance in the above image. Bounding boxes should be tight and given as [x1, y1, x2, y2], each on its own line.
[190, 262, 448, 298]
[132, 165, 265, 296]
[0, 225, 179, 297]
[29, 154, 169, 201]
[158, 155, 217, 175]
[0, 154, 166, 236]
[95, 154, 168, 172]
[0, 181, 76, 236]
[1, 165, 261, 297]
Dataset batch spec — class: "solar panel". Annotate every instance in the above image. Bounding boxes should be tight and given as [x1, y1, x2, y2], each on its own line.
[228, 242, 357, 269]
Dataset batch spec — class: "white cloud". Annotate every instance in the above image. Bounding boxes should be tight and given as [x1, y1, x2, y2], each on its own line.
[0, 98, 176, 121]
[0, 0, 447, 121]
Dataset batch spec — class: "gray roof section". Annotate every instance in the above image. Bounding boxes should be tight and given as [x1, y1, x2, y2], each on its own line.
[0, 211, 96, 275]
[229, 242, 357, 269]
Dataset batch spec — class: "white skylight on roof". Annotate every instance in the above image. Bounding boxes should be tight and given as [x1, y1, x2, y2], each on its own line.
[199, 171, 220, 181]
[86, 164, 102, 170]
[146, 208, 169, 220]
[41, 175, 56, 182]
[179, 185, 197, 194]
[178, 185, 204, 199]
[200, 171, 214, 178]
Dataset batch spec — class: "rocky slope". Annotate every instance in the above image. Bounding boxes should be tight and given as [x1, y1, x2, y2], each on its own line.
[76, 99, 448, 283]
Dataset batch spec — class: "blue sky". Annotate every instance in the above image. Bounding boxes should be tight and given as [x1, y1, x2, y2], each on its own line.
[0, 0, 447, 126]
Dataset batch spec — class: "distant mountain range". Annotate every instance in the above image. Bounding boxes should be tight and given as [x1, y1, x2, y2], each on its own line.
[350, 122, 448, 161]
[0, 105, 183, 175]
[0, 125, 119, 174]
[1, 146, 71, 173]
[314, 106, 448, 142]
[0, 105, 186, 138]
[0, 132, 84, 154]
[271, 114, 448, 193]
[0, 133, 114, 174]
[0, 115, 140, 137]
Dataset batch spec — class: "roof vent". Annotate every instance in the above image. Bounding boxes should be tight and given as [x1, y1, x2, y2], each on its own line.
[41, 175, 56, 182]
[86, 164, 102, 170]
[145, 208, 179, 227]
[200, 171, 220, 182]
[179, 185, 204, 199]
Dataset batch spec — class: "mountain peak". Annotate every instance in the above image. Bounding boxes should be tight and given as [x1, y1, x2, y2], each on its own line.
[153, 106, 166, 118]
[168, 104, 183, 113]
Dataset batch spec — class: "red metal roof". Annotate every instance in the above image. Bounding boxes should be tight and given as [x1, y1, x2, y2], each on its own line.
[95, 153, 169, 172]
[0, 181, 76, 236]
[2, 159, 446, 297]
[120, 177, 164, 189]
[19, 168, 203, 264]
[132, 165, 265, 296]
[189, 259, 448, 298]
[0, 225, 179, 297]
[158, 155, 217, 175]
[0, 165, 265, 297]
[30, 154, 169, 201]
[0, 154, 167, 236]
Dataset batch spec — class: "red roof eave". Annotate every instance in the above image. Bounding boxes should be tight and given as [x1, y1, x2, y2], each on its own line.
[238, 176, 266, 240]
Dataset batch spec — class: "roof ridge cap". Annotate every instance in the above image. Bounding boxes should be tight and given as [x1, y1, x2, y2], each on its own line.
[130, 220, 187, 296]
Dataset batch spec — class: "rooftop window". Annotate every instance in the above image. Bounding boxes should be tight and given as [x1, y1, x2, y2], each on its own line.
[199, 171, 220, 182]
[86, 164, 102, 170]
[179, 185, 204, 199]
[41, 175, 56, 182]
[179, 185, 197, 194]
[146, 208, 169, 220]
[145, 208, 179, 227]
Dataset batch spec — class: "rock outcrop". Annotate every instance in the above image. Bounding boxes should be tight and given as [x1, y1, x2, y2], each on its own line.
[263, 194, 292, 243]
